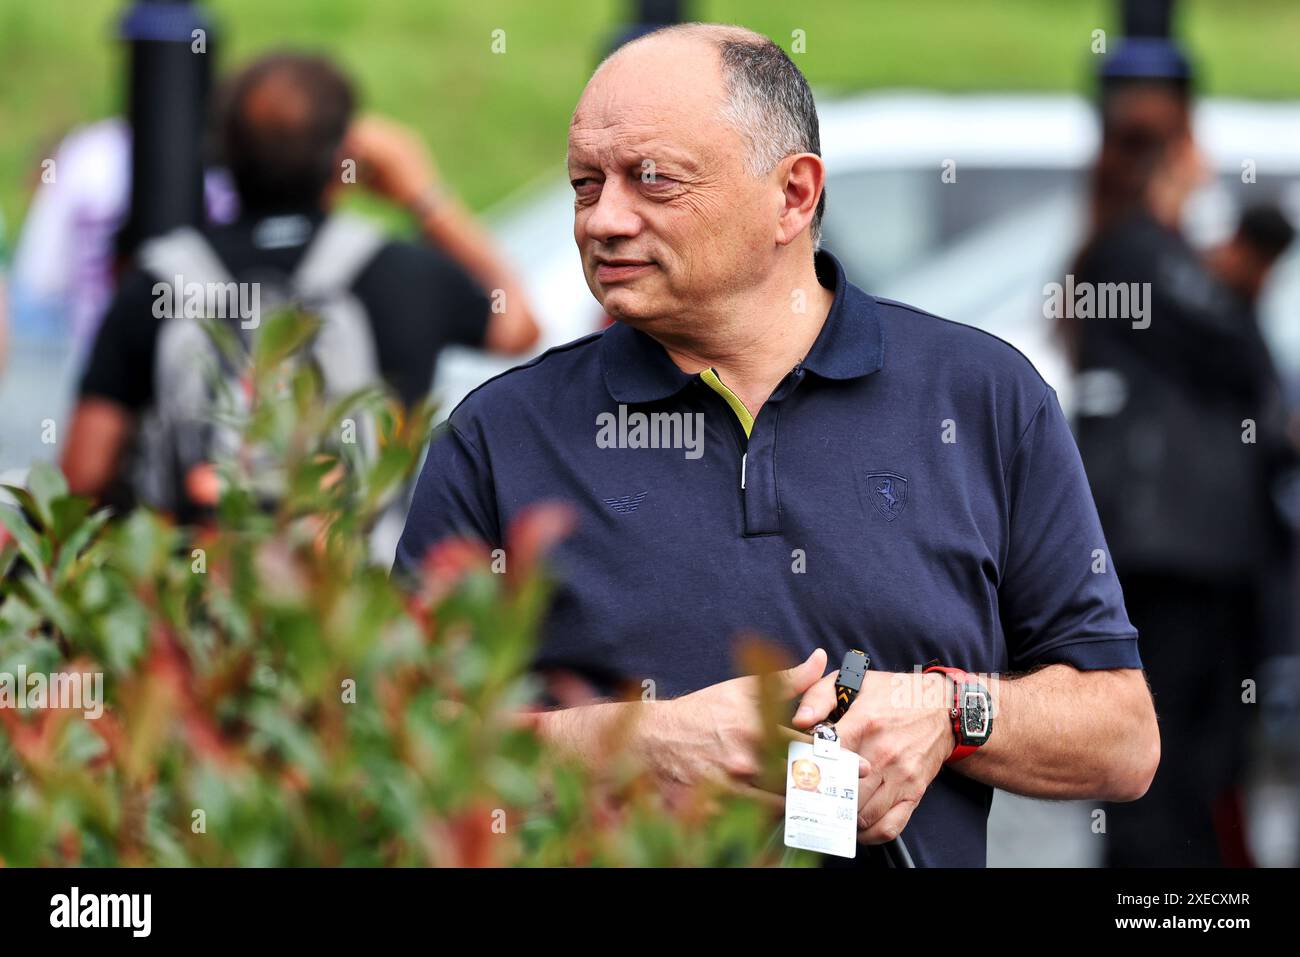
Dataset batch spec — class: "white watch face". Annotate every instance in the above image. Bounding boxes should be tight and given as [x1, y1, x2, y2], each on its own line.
[961, 689, 990, 739]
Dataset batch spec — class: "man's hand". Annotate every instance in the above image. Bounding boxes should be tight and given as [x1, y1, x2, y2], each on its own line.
[528, 649, 870, 804]
[636, 648, 829, 789]
[339, 115, 440, 208]
[793, 668, 953, 844]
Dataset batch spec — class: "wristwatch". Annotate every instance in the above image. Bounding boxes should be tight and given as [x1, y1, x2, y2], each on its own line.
[923, 666, 993, 763]
[832, 650, 870, 721]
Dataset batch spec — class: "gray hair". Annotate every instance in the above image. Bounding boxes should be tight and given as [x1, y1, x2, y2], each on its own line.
[600, 24, 826, 249]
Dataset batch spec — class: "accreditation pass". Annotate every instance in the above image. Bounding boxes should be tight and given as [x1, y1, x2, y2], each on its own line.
[783, 739, 858, 859]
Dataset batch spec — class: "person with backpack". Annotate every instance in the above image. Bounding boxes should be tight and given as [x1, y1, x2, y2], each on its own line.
[62, 52, 539, 521]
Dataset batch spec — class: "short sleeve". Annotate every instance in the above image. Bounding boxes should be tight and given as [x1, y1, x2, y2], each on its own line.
[999, 386, 1143, 671]
[392, 418, 501, 579]
[435, 256, 491, 349]
[78, 270, 160, 411]
[360, 243, 490, 407]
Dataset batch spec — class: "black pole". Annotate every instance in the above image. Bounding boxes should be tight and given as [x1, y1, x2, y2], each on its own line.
[1121, 0, 1175, 38]
[602, 0, 687, 61]
[117, 0, 214, 260]
[634, 0, 683, 26]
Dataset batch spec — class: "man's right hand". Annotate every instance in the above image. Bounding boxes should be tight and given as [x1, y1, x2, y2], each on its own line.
[633, 648, 829, 789]
[339, 114, 440, 209]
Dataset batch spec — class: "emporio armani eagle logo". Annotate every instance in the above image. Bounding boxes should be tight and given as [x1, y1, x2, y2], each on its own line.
[602, 491, 648, 514]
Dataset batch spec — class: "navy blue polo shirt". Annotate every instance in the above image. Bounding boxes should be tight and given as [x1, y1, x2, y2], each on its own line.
[395, 249, 1141, 867]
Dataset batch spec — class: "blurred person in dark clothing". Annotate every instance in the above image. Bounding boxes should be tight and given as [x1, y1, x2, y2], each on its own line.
[1207, 205, 1300, 822]
[1068, 78, 1297, 866]
[62, 52, 539, 518]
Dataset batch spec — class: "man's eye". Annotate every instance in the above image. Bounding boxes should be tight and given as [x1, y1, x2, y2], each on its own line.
[571, 180, 603, 204]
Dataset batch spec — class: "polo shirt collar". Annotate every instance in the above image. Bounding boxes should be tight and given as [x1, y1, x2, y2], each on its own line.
[800, 248, 885, 381]
[601, 248, 883, 404]
[600, 318, 698, 404]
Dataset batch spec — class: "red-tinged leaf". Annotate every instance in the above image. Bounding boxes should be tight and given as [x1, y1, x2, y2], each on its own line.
[504, 502, 577, 587]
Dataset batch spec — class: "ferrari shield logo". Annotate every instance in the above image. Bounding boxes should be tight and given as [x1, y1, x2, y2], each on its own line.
[867, 472, 908, 522]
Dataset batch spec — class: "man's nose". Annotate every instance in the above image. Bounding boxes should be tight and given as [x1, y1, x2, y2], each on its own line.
[583, 177, 642, 244]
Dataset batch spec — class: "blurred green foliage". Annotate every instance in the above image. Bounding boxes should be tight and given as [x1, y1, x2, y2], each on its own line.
[0, 309, 794, 866]
[3, 0, 1300, 237]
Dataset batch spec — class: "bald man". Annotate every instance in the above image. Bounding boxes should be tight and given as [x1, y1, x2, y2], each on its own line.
[396, 24, 1159, 867]
[791, 759, 823, 794]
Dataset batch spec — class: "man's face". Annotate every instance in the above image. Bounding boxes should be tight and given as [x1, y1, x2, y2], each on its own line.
[792, 759, 821, 792]
[568, 38, 777, 330]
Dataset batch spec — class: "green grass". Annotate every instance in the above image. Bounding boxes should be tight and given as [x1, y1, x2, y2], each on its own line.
[3, 0, 1300, 240]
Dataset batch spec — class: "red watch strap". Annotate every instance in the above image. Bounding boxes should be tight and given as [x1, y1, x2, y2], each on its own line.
[924, 666, 977, 763]
[924, 665, 968, 683]
[948, 743, 979, 762]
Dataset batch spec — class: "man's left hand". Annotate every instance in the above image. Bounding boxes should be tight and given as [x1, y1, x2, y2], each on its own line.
[793, 669, 954, 844]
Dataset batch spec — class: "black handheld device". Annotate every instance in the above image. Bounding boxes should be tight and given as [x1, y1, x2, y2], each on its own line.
[833, 649, 869, 722]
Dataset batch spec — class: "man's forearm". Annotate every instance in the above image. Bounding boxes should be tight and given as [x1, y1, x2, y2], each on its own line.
[62, 398, 133, 499]
[413, 199, 539, 353]
[523, 699, 659, 774]
[414, 197, 520, 298]
[955, 665, 1159, 802]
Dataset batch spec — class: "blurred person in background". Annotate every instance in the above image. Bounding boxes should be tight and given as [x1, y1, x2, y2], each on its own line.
[5, 119, 237, 366]
[61, 51, 538, 521]
[1066, 68, 1297, 866]
[1207, 205, 1300, 851]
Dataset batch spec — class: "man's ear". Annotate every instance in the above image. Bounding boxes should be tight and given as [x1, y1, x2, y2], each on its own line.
[775, 152, 825, 247]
